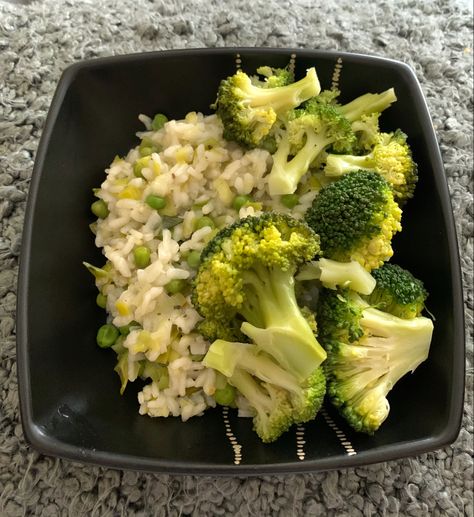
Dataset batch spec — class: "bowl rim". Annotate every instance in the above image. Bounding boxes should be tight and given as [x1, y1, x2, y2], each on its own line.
[16, 47, 466, 475]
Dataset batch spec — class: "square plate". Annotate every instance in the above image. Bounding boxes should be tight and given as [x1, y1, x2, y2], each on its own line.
[17, 48, 465, 474]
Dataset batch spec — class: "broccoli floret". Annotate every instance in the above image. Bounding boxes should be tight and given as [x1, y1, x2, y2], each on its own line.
[214, 67, 320, 148]
[305, 170, 402, 271]
[324, 130, 418, 205]
[192, 213, 327, 381]
[365, 263, 428, 319]
[317, 288, 433, 434]
[351, 113, 381, 152]
[267, 99, 356, 196]
[297, 258, 376, 295]
[203, 339, 326, 442]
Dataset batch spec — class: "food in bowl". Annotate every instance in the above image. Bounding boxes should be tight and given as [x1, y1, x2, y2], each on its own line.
[85, 63, 433, 443]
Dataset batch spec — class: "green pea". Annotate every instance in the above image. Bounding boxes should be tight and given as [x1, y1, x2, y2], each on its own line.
[139, 146, 154, 157]
[215, 384, 236, 406]
[165, 278, 187, 294]
[133, 162, 145, 178]
[96, 324, 120, 348]
[134, 246, 151, 269]
[119, 321, 140, 336]
[91, 199, 109, 219]
[96, 292, 107, 309]
[232, 194, 252, 211]
[139, 138, 159, 157]
[186, 250, 201, 268]
[281, 193, 300, 209]
[145, 194, 167, 211]
[194, 216, 215, 230]
[151, 113, 168, 131]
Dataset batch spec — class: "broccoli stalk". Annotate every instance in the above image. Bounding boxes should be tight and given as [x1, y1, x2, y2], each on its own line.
[215, 67, 320, 148]
[237, 265, 327, 381]
[317, 289, 433, 434]
[338, 88, 397, 122]
[203, 339, 326, 442]
[296, 258, 376, 295]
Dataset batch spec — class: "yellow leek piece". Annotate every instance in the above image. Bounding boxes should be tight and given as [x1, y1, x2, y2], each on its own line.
[115, 300, 130, 316]
[118, 185, 142, 200]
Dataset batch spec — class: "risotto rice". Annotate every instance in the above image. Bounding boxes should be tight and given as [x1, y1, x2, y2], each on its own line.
[89, 111, 319, 421]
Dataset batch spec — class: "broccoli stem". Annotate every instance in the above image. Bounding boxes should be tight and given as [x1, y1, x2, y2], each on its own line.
[268, 131, 332, 196]
[239, 265, 327, 381]
[229, 369, 274, 414]
[339, 88, 397, 122]
[324, 154, 375, 177]
[244, 68, 320, 113]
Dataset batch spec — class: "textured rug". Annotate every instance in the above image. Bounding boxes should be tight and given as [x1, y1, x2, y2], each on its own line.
[0, 0, 473, 515]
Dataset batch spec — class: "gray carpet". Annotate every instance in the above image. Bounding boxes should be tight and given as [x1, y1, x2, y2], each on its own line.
[1, 0, 473, 515]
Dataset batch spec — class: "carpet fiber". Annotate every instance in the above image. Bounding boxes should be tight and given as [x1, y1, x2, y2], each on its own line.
[0, 0, 473, 515]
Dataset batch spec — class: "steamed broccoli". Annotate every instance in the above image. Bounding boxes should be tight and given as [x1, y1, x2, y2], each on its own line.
[192, 213, 327, 381]
[351, 112, 382, 152]
[297, 257, 377, 295]
[324, 130, 418, 205]
[265, 86, 397, 196]
[305, 170, 402, 271]
[335, 88, 397, 123]
[317, 287, 433, 434]
[267, 98, 356, 196]
[214, 67, 320, 148]
[365, 263, 428, 319]
[203, 339, 326, 442]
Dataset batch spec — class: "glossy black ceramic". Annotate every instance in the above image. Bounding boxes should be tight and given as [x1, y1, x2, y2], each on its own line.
[17, 48, 465, 474]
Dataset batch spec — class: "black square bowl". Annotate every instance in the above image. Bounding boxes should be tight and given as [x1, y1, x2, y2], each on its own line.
[17, 48, 465, 474]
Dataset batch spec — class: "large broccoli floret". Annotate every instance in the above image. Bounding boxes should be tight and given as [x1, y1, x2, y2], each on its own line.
[192, 213, 327, 381]
[305, 170, 402, 271]
[203, 339, 326, 442]
[317, 288, 433, 434]
[214, 67, 320, 148]
[364, 263, 428, 319]
[267, 98, 356, 196]
[324, 130, 418, 205]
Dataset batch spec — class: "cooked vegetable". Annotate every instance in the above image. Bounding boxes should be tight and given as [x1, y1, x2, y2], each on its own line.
[305, 170, 402, 271]
[151, 113, 168, 131]
[96, 324, 120, 348]
[145, 194, 167, 210]
[364, 263, 428, 319]
[203, 339, 326, 442]
[324, 130, 418, 205]
[316, 286, 433, 434]
[214, 67, 320, 147]
[96, 292, 107, 308]
[192, 212, 326, 380]
[186, 250, 201, 269]
[297, 258, 376, 295]
[133, 246, 151, 269]
[267, 97, 355, 196]
[91, 199, 109, 219]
